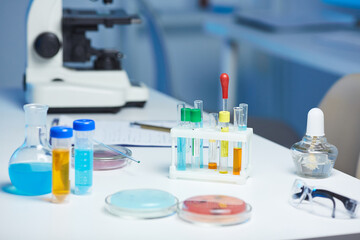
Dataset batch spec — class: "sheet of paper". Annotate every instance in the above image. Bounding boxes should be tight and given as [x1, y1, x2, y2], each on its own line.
[55, 116, 174, 147]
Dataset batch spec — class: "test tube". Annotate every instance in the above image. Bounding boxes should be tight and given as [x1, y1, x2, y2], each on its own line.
[73, 119, 95, 195]
[233, 107, 242, 175]
[219, 111, 230, 174]
[239, 103, 248, 131]
[194, 100, 204, 168]
[50, 126, 73, 203]
[191, 109, 202, 169]
[177, 103, 186, 171]
[208, 113, 219, 170]
[239, 103, 248, 172]
[183, 108, 192, 167]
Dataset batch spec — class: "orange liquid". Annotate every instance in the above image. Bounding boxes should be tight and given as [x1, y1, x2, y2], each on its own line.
[52, 149, 70, 202]
[208, 162, 217, 169]
[233, 148, 242, 175]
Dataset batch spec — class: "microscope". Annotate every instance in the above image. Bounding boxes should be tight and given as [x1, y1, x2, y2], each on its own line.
[25, 0, 149, 113]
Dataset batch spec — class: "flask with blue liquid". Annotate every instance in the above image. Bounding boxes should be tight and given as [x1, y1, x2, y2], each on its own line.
[8, 104, 52, 195]
[73, 119, 95, 194]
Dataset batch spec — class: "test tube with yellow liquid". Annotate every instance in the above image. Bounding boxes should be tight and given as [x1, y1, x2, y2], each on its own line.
[219, 111, 230, 174]
[50, 126, 73, 203]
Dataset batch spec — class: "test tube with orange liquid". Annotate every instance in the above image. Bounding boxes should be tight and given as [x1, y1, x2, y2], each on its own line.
[233, 104, 248, 175]
[50, 126, 73, 203]
[208, 113, 219, 170]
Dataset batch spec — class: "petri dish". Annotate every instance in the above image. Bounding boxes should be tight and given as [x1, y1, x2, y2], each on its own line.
[178, 195, 252, 226]
[105, 189, 178, 219]
[93, 144, 132, 171]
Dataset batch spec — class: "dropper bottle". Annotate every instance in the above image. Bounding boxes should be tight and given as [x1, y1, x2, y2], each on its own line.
[290, 108, 338, 178]
[220, 73, 229, 111]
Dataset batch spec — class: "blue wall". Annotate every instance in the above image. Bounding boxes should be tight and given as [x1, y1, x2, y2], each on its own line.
[0, 0, 28, 88]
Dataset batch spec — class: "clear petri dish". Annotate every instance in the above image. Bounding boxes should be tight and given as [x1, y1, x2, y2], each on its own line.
[105, 189, 179, 219]
[178, 195, 252, 226]
[93, 145, 132, 171]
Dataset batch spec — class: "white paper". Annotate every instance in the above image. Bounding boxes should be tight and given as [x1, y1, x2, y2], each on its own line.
[54, 116, 174, 147]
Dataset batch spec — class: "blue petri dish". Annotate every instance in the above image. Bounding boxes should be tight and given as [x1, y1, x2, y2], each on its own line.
[105, 189, 178, 219]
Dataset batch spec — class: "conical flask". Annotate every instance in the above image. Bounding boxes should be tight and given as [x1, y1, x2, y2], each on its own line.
[8, 104, 52, 195]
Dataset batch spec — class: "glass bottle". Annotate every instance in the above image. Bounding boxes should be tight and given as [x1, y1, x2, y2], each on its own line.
[8, 104, 52, 195]
[291, 108, 338, 178]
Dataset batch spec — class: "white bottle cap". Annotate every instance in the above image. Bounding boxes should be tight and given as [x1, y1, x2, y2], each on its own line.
[306, 108, 325, 137]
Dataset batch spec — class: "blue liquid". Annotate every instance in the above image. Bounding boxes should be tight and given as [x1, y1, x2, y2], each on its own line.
[8, 162, 52, 195]
[192, 156, 200, 169]
[109, 189, 177, 209]
[177, 137, 186, 170]
[74, 149, 93, 194]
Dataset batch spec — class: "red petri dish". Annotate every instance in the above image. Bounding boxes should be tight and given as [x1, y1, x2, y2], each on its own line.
[178, 195, 251, 226]
[183, 195, 246, 215]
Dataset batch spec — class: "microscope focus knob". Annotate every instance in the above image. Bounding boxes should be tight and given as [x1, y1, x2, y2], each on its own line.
[34, 32, 61, 59]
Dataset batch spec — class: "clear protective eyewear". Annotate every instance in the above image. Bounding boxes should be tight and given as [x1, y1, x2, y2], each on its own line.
[290, 179, 359, 219]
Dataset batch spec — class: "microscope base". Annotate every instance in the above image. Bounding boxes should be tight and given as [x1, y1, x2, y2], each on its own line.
[24, 68, 148, 113]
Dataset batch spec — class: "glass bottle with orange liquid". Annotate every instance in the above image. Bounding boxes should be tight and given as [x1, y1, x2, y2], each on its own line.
[50, 126, 73, 203]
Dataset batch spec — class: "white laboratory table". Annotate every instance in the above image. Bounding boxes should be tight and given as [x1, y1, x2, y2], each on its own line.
[1, 88, 360, 240]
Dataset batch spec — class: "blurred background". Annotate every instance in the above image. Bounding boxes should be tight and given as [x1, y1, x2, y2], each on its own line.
[1, 0, 360, 164]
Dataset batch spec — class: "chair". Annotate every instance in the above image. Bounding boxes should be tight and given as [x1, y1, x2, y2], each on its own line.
[319, 74, 360, 178]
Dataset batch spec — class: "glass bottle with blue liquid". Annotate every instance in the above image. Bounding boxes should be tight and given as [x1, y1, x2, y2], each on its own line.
[73, 119, 95, 194]
[8, 104, 52, 195]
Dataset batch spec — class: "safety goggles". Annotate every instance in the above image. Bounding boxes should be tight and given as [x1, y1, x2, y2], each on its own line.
[290, 179, 359, 219]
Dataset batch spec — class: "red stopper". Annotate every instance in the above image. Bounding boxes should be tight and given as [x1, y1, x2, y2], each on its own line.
[220, 73, 229, 99]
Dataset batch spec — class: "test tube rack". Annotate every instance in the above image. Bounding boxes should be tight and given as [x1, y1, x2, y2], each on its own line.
[169, 126, 253, 184]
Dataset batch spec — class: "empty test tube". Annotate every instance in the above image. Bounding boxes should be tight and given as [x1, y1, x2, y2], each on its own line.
[219, 111, 230, 174]
[194, 100, 204, 168]
[239, 103, 248, 131]
[208, 113, 219, 170]
[191, 109, 202, 169]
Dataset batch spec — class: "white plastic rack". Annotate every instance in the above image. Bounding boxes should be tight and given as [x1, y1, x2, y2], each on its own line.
[169, 126, 253, 184]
